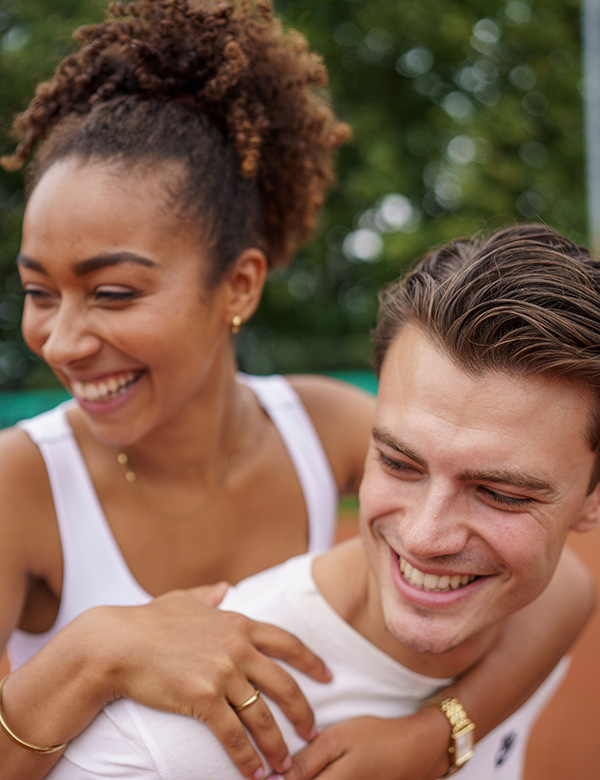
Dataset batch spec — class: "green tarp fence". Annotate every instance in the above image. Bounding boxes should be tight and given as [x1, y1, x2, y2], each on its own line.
[0, 371, 377, 429]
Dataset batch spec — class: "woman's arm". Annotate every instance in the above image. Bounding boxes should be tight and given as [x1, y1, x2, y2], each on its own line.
[0, 587, 336, 780]
[0, 426, 327, 780]
[282, 545, 595, 780]
[0, 420, 334, 780]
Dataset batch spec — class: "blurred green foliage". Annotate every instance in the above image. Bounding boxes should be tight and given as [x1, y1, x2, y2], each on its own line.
[0, 0, 586, 387]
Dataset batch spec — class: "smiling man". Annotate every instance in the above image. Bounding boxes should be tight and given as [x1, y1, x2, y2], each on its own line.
[48, 223, 599, 780]
[362, 325, 598, 666]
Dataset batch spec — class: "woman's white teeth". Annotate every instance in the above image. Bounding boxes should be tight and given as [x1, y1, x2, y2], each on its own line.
[400, 558, 476, 592]
[73, 372, 137, 402]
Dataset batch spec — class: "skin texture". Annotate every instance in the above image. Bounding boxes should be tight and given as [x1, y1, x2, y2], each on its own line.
[0, 160, 595, 780]
[357, 325, 600, 676]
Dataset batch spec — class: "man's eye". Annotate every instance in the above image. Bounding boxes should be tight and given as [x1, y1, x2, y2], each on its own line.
[378, 452, 419, 474]
[478, 486, 531, 509]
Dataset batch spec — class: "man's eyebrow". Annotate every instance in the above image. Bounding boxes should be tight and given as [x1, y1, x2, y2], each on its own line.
[17, 251, 157, 276]
[372, 425, 557, 496]
[457, 468, 557, 496]
[371, 427, 426, 467]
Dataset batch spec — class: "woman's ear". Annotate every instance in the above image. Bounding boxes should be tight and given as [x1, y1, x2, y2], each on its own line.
[223, 248, 268, 328]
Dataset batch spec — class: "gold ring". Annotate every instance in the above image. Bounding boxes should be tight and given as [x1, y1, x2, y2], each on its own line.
[232, 687, 261, 712]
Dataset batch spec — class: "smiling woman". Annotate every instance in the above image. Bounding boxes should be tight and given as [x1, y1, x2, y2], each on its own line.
[0, 3, 595, 780]
[17, 157, 245, 448]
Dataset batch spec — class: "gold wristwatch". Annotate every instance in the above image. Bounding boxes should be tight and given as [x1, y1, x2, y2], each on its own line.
[421, 695, 475, 776]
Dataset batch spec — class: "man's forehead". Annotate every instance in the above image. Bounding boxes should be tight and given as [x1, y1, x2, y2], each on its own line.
[374, 326, 597, 481]
[380, 325, 595, 421]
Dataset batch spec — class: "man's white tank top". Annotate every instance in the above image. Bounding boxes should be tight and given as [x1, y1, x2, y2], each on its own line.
[8, 374, 338, 668]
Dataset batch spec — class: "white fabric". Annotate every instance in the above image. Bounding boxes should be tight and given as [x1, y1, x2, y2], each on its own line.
[8, 374, 338, 669]
[48, 553, 568, 780]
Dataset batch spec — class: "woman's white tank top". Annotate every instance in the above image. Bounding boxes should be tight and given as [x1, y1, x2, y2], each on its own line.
[8, 374, 338, 668]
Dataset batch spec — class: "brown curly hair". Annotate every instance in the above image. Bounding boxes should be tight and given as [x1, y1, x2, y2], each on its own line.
[3, 0, 350, 280]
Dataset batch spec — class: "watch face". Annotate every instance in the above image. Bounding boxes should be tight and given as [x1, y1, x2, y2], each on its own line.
[454, 724, 475, 767]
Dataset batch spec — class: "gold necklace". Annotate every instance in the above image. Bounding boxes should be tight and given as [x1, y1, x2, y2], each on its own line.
[115, 393, 247, 522]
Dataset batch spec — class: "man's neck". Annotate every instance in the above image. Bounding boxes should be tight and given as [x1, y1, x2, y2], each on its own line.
[312, 538, 502, 679]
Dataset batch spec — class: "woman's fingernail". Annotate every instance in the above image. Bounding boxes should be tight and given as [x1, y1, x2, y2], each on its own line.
[308, 724, 319, 739]
[253, 769, 265, 780]
[281, 755, 292, 771]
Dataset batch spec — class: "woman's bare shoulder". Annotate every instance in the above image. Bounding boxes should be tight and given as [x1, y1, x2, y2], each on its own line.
[287, 374, 375, 494]
[0, 424, 56, 534]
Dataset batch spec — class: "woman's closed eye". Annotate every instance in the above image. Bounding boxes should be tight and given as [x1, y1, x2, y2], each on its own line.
[94, 287, 142, 302]
[20, 286, 55, 303]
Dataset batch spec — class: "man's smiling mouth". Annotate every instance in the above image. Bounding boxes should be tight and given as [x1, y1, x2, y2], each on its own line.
[400, 557, 478, 592]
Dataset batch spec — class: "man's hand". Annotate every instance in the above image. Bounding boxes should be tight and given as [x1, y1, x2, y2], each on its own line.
[273, 713, 450, 780]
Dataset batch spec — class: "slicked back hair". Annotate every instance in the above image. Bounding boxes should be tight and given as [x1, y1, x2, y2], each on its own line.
[372, 224, 600, 478]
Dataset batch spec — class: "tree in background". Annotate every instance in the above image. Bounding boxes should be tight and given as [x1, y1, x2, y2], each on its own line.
[0, 0, 106, 389]
[0, 0, 584, 388]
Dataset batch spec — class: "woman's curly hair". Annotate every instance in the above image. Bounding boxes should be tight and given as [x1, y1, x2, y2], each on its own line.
[3, 0, 350, 279]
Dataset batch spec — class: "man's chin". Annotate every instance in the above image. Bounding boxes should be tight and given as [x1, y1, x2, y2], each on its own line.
[384, 616, 464, 658]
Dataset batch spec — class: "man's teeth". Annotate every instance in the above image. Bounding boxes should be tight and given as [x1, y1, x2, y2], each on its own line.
[400, 558, 476, 592]
[73, 371, 138, 402]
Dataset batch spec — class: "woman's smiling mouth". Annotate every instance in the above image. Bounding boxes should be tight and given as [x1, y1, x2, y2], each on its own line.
[72, 370, 142, 402]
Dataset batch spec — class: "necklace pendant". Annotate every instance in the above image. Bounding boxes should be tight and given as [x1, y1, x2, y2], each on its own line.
[117, 451, 137, 482]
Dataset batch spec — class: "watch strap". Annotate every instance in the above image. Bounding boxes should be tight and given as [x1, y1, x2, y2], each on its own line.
[420, 695, 475, 776]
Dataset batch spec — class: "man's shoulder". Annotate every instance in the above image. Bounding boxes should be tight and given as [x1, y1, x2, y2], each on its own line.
[222, 552, 318, 617]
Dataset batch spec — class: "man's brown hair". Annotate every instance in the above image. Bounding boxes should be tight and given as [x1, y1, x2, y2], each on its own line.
[372, 224, 600, 462]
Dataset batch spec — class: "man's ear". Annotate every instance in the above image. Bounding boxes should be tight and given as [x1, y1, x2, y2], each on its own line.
[572, 481, 600, 533]
[223, 248, 268, 327]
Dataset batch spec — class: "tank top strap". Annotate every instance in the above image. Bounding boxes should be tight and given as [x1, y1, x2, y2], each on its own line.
[10, 402, 148, 668]
[238, 374, 338, 551]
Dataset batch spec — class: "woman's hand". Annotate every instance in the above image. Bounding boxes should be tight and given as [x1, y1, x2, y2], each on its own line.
[99, 588, 332, 780]
[274, 712, 449, 780]
[1, 583, 330, 780]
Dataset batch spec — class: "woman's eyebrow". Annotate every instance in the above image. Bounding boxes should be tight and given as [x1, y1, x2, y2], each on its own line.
[16, 252, 47, 274]
[16, 250, 157, 276]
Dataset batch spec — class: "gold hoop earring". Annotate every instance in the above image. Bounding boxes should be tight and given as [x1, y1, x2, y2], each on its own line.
[231, 315, 243, 335]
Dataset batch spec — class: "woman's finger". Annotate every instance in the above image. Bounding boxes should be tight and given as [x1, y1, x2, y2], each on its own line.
[203, 699, 269, 780]
[242, 654, 317, 742]
[231, 686, 293, 775]
[188, 581, 230, 607]
[244, 617, 332, 683]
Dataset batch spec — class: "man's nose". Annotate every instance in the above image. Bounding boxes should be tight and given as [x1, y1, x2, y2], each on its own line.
[41, 303, 101, 366]
[399, 486, 469, 561]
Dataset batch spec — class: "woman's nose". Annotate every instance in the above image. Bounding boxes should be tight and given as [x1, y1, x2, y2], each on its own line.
[41, 303, 101, 366]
